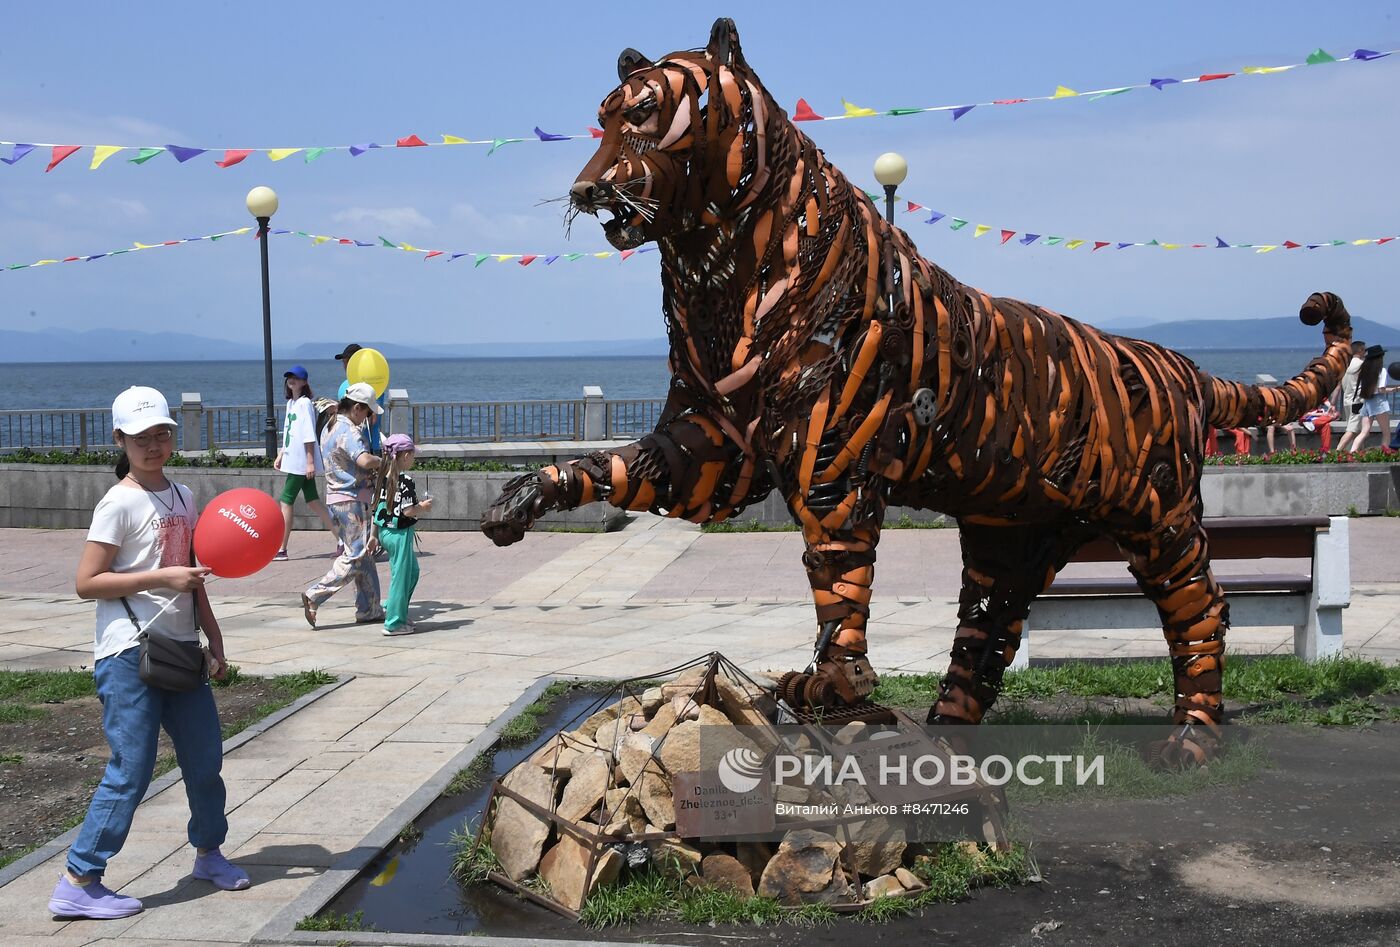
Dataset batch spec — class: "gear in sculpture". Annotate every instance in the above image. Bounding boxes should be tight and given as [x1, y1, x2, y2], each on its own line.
[482, 18, 1354, 765]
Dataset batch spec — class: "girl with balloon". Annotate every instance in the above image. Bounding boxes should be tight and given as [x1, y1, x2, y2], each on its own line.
[51, 387, 250, 922]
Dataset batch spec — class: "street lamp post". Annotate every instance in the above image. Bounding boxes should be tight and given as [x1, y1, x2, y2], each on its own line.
[246, 186, 280, 459]
[872, 152, 908, 325]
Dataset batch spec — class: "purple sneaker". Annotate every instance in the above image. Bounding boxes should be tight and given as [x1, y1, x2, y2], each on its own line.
[192, 848, 251, 891]
[48, 876, 143, 919]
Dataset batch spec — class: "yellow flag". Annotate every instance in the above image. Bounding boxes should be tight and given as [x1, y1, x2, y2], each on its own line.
[1255, 245, 1279, 253]
[232, 227, 252, 236]
[592, 251, 613, 258]
[496, 254, 518, 262]
[972, 224, 991, 238]
[1065, 239, 1085, 249]
[312, 236, 331, 245]
[441, 135, 469, 144]
[1053, 85, 1079, 98]
[267, 148, 301, 161]
[1352, 239, 1373, 245]
[399, 243, 421, 252]
[841, 98, 878, 118]
[133, 242, 158, 249]
[34, 259, 59, 266]
[1160, 242, 1181, 250]
[1243, 65, 1293, 75]
[90, 145, 123, 170]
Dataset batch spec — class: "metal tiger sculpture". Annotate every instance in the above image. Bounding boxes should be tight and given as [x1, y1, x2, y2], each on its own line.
[482, 19, 1353, 764]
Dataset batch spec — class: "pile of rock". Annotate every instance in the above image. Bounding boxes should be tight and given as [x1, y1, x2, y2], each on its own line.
[480, 657, 997, 917]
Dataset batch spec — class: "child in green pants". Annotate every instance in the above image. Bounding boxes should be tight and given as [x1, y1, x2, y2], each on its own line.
[374, 434, 432, 635]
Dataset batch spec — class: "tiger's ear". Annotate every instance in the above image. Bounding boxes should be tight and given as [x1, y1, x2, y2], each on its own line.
[617, 48, 653, 81]
[706, 17, 745, 69]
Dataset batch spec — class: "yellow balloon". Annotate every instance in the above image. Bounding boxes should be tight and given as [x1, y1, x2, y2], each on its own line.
[347, 348, 390, 398]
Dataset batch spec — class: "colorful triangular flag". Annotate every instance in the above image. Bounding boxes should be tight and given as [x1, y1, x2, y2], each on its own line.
[45, 145, 81, 172]
[792, 98, 823, 121]
[90, 145, 123, 170]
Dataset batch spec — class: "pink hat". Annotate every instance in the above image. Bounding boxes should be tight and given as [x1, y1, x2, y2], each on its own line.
[382, 433, 416, 456]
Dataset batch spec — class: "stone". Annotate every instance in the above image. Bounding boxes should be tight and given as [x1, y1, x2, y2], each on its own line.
[576, 695, 643, 738]
[863, 874, 905, 900]
[628, 712, 648, 731]
[616, 732, 658, 786]
[659, 705, 747, 776]
[832, 721, 867, 746]
[895, 867, 926, 891]
[843, 816, 906, 877]
[757, 830, 853, 906]
[735, 841, 774, 885]
[640, 700, 678, 739]
[714, 673, 771, 729]
[490, 764, 556, 881]
[635, 767, 675, 829]
[538, 833, 623, 912]
[532, 738, 586, 779]
[557, 753, 612, 823]
[650, 838, 702, 879]
[670, 693, 701, 721]
[601, 788, 646, 836]
[640, 686, 665, 714]
[701, 853, 755, 897]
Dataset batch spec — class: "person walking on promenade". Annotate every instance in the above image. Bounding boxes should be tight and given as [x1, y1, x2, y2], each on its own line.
[49, 386, 249, 921]
[1335, 341, 1367, 453]
[374, 434, 433, 635]
[1352, 345, 1397, 451]
[334, 343, 385, 452]
[301, 383, 384, 627]
[272, 365, 335, 561]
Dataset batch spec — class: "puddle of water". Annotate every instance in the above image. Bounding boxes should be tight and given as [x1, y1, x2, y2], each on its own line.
[321, 687, 613, 938]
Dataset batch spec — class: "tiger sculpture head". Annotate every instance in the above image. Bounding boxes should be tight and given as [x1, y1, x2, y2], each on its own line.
[571, 18, 779, 250]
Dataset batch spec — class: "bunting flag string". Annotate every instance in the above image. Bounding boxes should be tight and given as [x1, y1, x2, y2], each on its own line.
[0, 226, 656, 273]
[881, 190, 1400, 254]
[0, 46, 1390, 172]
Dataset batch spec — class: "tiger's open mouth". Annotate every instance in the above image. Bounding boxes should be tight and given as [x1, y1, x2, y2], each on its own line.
[600, 205, 648, 250]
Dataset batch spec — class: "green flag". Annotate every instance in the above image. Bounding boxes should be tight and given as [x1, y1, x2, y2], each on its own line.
[303, 147, 326, 163]
[1045, 236, 1063, 246]
[565, 252, 584, 261]
[474, 253, 490, 267]
[379, 236, 396, 248]
[886, 107, 925, 116]
[1306, 48, 1336, 65]
[948, 218, 969, 230]
[128, 147, 163, 165]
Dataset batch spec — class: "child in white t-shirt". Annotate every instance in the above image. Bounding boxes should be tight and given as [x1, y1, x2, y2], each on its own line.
[49, 386, 249, 922]
[272, 365, 335, 560]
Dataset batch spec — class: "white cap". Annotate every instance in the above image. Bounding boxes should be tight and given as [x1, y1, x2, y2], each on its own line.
[112, 386, 178, 435]
[344, 382, 383, 414]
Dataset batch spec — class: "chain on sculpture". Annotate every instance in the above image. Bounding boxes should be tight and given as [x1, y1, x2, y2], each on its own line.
[482, 18, 1353, 766]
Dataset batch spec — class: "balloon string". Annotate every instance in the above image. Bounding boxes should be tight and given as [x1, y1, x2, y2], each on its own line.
[132, 575, 222, 636]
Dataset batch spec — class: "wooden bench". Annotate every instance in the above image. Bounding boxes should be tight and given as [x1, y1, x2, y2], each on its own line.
[1017, 515, 1350, 668]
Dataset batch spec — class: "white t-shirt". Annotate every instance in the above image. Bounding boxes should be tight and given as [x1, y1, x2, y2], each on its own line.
[87, 480, 199, 660]
[279, 396, 321, 476]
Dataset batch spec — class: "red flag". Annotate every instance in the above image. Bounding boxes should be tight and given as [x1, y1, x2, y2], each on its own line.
[424, 251, 443, 260]
[1283, 240, 1301, 249]
[396, 134, 428, 147]
[792, 98, 824, 121]
[339, 238, 353, 245]
[519, 254, 538, 266]
[1377, 237, 1395, 245]
[45, 145, 80, 172]
[1190, 243, 1205, 248]
[1093, 241, 1110, 251]
[999, 230, 1015, 245]
[993, 98, 1028, 105]
[215, 149, 252, 168]
[162, 241, 179, 246]
[906, 201, 923, 213]
[62, 256, 80, 262]
[1197, 73, 1233, 82]
[621, 249, 636, 260]
[588, 126, 604, 138]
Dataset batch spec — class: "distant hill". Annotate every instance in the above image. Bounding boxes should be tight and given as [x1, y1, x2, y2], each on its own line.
[0, 327, 265, 362]
[1106, 316, 1400, 349]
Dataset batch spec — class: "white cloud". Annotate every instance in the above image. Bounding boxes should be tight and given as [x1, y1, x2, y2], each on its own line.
[331, 206, 434, 231]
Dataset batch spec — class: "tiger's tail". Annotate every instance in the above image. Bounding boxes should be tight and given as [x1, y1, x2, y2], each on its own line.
[1204, 291, 1354, 430]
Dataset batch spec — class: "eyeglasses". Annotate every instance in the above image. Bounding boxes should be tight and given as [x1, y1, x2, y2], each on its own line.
[129, 429, 174, 447]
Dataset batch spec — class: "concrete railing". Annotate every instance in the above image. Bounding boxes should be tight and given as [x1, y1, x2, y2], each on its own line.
[0, 387, 667, 453]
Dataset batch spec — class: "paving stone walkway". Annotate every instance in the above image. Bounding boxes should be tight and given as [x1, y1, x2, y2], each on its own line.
[0, 517, 1396, 945]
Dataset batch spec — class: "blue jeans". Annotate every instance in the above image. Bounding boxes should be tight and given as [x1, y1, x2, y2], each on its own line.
[66, 648, 228, 879]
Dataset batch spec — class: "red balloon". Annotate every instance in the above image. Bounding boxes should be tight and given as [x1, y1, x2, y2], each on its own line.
[194, 488, 285, 578]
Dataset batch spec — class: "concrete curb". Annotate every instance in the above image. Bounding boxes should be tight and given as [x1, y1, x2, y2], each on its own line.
[0, 672, 352, 891]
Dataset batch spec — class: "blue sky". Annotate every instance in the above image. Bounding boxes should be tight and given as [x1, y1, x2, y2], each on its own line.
[2, 1, 1397, 349]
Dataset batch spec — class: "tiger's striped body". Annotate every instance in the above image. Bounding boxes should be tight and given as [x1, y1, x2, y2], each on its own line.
[482, 20, 1352, 755]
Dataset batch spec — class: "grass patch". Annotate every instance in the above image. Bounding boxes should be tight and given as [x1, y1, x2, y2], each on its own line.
[448, 826, 503, 885]
[872, 656, 1400, 715]
[216, 668, 338, 741]
[499, 680, 594, 747]
[294, 909, 377, 932]
[444, 753, 492, 796]
[0, 669, 98, 704]
[0, 753, 21, 765]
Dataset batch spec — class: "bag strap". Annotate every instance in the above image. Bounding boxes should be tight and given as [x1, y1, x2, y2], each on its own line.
[119, 596, 141, 632]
